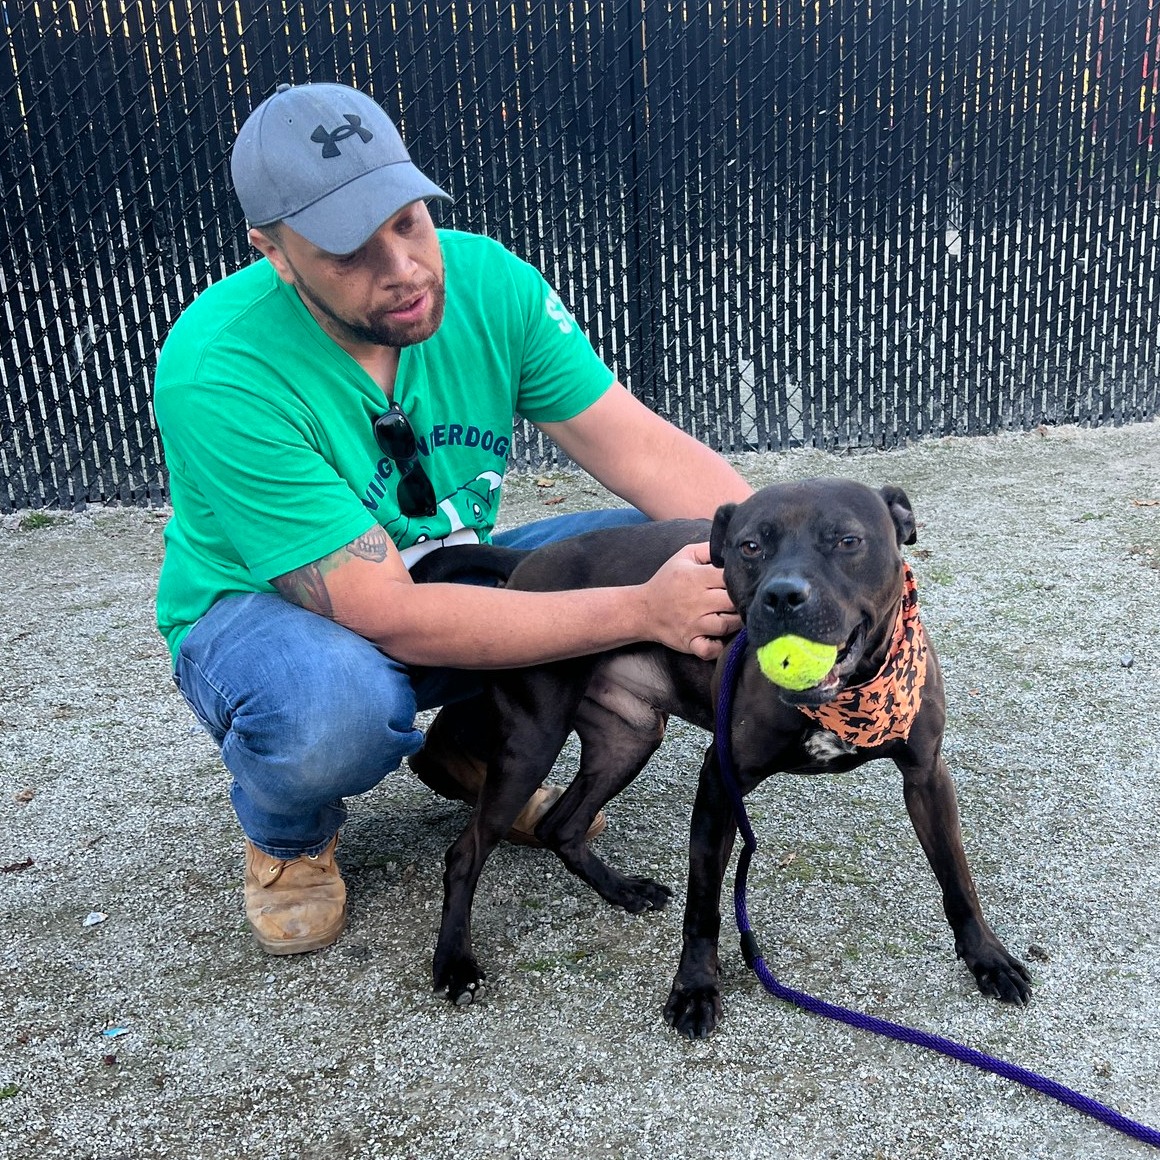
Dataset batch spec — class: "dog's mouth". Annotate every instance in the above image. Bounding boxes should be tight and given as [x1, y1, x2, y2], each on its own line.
[774, 620, 868, 707]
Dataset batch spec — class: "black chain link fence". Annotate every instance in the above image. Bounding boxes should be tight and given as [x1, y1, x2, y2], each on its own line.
[2, 0, 1158, 510]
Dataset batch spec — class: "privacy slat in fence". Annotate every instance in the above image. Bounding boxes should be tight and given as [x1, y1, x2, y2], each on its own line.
[1, 0, 1157, 511]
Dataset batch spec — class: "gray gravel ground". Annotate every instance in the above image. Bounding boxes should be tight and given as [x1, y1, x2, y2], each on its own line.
[2, 422, 1159, 1160]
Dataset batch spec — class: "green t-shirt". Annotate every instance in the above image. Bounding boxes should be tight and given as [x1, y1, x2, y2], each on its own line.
[153, 230, 614, 661]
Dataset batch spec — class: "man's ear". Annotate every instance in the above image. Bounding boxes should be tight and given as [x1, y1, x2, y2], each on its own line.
[249, 227, 294, 284]
[709, 503, 737, 567]
[879, 485, 917, 546]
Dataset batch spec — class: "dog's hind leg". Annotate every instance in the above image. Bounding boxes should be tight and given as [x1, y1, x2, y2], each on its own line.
[433, 669, 586, 1004]
[433, 738, 569, 1004]
[536, 694, 673, 913]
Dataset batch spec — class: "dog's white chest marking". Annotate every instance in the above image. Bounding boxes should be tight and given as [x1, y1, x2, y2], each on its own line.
[804, 729, 858, 763]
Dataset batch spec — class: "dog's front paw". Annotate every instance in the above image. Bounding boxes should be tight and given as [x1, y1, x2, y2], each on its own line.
[610, 875, 672, 914]
[433, 952, 487, 1006]
[663, 982, 723, 1039]
[956, 929, 1033, 1005]
[969, 952, 1033, 1005]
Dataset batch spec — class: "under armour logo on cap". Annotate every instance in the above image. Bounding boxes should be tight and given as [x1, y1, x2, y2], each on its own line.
[310, 114, 374, 158]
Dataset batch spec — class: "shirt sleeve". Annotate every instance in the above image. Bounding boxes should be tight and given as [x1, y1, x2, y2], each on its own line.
[503, 252, 616, 424]
[154, 372, 376, 582]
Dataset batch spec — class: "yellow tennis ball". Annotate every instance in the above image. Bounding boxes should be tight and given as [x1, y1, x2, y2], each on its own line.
[756, 635, 839, 690]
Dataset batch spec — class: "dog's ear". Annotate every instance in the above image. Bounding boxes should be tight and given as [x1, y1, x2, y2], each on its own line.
[880, 485, 917, 546]
[709, 503, 737, 567]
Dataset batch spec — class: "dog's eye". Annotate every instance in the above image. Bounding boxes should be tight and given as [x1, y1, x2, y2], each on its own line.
[836, 535, 862, 550]
[739, 540, 762, 558]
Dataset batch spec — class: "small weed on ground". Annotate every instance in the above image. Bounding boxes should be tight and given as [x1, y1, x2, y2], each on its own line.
[18, 511, 68, 531]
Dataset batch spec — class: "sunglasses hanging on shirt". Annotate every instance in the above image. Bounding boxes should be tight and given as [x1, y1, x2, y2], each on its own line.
[372, 402, 437, 518]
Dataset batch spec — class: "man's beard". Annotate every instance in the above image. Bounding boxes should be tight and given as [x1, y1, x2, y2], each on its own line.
[291, 265, 447, 349]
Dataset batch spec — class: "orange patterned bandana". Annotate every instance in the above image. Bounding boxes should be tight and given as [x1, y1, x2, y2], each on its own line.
[797, 564, 929, 749]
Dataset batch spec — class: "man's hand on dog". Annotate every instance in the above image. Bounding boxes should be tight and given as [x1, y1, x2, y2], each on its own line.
[644, 542, 740, 660]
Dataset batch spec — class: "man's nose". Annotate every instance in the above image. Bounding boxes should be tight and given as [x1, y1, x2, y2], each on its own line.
[365, 226, 417, 279]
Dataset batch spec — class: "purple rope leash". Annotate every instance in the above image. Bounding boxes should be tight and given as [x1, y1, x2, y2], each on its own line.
[715, 629, 1160, 1150]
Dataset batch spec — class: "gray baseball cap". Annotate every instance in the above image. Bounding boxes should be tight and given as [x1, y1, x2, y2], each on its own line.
[230, 82, 451, 255]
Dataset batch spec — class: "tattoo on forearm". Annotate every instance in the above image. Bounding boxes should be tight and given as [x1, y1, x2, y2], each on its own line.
[272, 526, 390, 616]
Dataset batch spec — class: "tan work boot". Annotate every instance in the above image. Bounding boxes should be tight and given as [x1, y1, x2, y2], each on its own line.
[242, 833, 346, 955]
[409, 710, 607, 846]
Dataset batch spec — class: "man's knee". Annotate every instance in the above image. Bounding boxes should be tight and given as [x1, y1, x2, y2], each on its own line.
[232, 677, 422, 804]
[177, 593, 424, 801]
[493, 507, 648, 550]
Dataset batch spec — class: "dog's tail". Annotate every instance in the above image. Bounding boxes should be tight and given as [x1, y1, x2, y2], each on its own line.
[408, 543, 529, 587]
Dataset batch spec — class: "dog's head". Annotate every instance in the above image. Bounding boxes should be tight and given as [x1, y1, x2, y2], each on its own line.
[711, 479, 916, 706]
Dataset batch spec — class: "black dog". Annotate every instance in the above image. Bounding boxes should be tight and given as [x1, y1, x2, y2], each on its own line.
[414, 479, 1031, 1030]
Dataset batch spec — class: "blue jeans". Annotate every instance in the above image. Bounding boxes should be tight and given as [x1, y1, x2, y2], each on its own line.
[172, 509, 648, 857]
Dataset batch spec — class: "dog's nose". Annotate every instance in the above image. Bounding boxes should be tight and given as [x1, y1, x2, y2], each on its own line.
[761, 576, 812, 613]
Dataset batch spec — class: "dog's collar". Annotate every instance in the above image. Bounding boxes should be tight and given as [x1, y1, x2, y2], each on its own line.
[796, 563, 929, 749]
